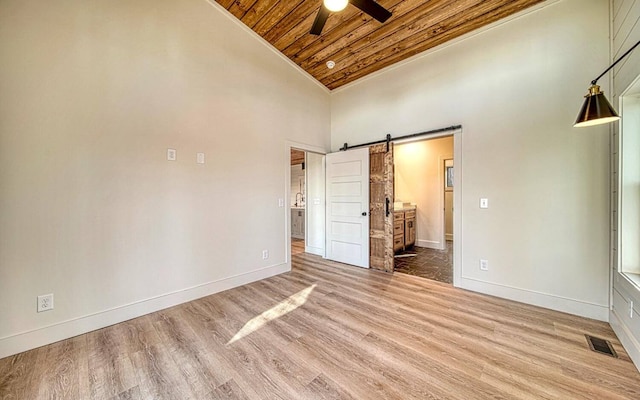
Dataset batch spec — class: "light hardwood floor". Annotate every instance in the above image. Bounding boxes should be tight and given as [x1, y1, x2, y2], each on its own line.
[291, 238, 305, 255]
[1, 253, 639, 399]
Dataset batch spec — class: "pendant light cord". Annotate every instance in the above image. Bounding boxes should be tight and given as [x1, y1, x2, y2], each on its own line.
[591, 39, 640, 85]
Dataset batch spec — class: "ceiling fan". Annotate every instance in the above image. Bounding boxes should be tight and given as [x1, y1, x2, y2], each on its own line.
[310, 0, 392, 36]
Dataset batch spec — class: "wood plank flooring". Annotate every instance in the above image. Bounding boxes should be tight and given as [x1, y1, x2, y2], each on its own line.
[2, 252, 640, 399]
[291, 238, 305, 255]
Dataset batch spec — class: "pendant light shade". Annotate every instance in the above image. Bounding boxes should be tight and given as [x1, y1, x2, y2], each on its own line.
[324, 0, 348, 12]
[573, 39, 639, 128]
[574, 84, 620, 128]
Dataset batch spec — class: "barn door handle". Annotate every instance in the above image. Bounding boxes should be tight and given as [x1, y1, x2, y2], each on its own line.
[385, 198, 390, 217]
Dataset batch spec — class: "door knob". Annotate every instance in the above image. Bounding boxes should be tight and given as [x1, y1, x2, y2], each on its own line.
[362, 212, 367, 216]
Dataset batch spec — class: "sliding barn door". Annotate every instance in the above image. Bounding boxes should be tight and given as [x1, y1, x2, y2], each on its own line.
[369, 143, 394, 272]
[325, 148, 370, 268]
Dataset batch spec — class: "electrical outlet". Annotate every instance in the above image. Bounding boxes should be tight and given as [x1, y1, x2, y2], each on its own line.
[262, 250, 269, 260]
[480, 259, 489, 271]
[37, 294, 54, 312]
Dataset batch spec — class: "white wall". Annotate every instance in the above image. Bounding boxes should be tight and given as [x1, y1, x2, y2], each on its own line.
[610, 0, 640, 372]
[331, 0, 611, 320]
[0, 0, 330, 358]
[394, 136, 453, 249]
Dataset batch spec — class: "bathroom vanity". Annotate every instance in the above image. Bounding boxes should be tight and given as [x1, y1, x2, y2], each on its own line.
[393, 204, 416, 252]
[291, 208, 305, 239]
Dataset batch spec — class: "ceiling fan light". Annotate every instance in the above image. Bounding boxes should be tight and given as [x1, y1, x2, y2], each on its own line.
[324, 0, 349, 12]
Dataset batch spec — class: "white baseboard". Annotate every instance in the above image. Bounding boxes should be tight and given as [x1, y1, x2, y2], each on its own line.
[458, 276, 609, 321]
[610, 309, 640, 372]
[416, 239, 444, 250]
[0, 263, 289, 359]
[305, 246, 324, 257]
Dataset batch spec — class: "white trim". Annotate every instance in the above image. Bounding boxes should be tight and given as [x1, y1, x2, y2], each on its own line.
[0, 262, 289, 359]
[438, 154, 453, 251]
[285, 141, 328, 267]
[458, 276, 609, 321]
[416, 239, 442, 249]
[204, 1, 330, 94]
[610, 309, 640, 372]
[305, 246, 324, 256]
[452, 128, 463, 288]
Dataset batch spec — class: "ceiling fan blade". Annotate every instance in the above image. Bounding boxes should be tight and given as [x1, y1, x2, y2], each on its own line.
[350, 0, 392, 23]
[310, 6, 330, 35]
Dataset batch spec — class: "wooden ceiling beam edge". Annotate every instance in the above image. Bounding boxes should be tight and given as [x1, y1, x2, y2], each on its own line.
[297, 0, 461, 73]
[323, 0, 545, 89]
[217, 0, 234, 9]
[310, 0, 489, 81]
[227, 0, 259, 20]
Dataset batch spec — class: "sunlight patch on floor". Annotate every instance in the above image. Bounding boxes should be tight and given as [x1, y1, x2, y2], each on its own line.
[227, 284, 317, 345]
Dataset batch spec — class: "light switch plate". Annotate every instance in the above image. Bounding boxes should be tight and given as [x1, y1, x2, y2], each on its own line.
[196, 152, 205, 164]
[167, 148, 177, 161]
[480, 198, 489, 209]
[278, 198, 284, 207]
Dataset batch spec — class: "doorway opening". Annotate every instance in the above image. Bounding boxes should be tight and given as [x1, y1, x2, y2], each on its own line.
[392, 135, 454, 284]
[290, 148, 306, 256]
[289, 147, 325, 260]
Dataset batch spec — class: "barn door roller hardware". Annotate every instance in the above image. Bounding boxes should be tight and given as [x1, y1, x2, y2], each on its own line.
[340, 125, 462, 152]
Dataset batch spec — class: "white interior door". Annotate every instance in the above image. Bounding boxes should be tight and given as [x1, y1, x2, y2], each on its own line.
[325, 148, 369, 268]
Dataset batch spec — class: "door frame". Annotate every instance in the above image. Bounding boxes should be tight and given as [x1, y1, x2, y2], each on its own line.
[285, 141, 327, 271]
[440, 156, 454, 246]
[284, 128, 462, 288]
[393, 128, 462, 286]
[452, 129, 462, 287]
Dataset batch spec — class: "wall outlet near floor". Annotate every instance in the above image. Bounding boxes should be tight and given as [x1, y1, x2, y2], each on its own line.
[479, 259, 489, 271]
[37, 294, 54, 312]
[262, 250, 269, 260]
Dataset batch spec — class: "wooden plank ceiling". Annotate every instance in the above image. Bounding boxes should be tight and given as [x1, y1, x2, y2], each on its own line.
[215, 0, 545, 90]
[291, 149, 305, 165]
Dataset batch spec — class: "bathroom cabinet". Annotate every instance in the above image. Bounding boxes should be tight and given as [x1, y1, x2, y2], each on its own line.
[291, 208, 305, 239]
[393, 206, 416, 252]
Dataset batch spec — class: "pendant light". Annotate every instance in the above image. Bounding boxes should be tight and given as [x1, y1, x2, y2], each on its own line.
[574, 40, 640, 128]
